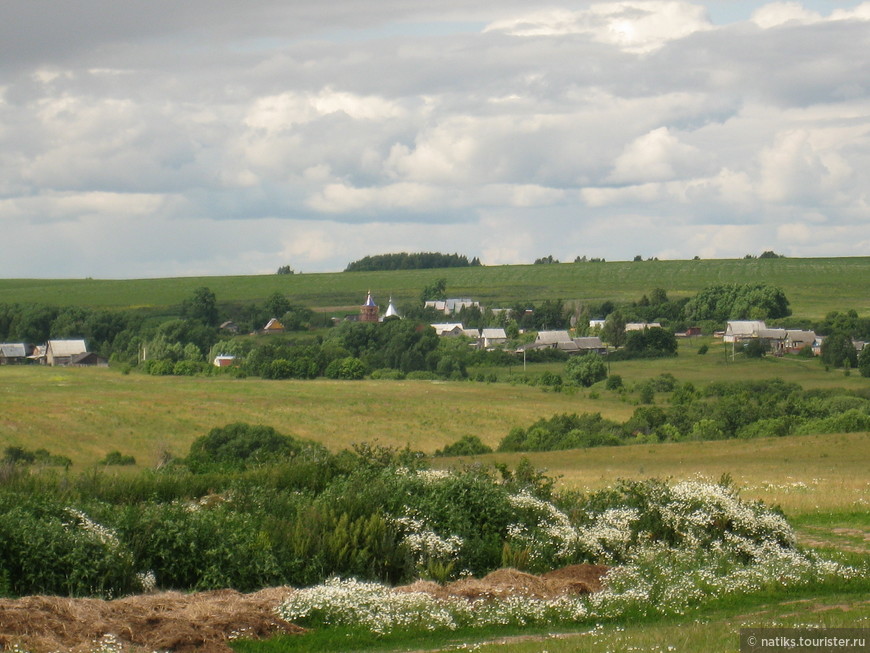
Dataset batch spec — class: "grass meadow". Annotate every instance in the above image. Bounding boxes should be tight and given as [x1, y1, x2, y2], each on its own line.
[2, 338, 867, 472]
[1, 256, 868, 318]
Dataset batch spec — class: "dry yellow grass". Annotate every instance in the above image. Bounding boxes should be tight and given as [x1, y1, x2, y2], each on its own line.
[463, 432, 870, 515]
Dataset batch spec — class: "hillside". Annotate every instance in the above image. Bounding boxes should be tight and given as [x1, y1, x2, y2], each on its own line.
[1, 257, 868, 319]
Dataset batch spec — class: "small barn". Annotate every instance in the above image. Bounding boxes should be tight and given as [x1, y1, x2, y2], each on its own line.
[0, 343, 29, 365]
[46, 340, 89, 366]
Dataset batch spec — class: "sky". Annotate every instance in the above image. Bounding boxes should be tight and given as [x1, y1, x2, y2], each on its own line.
[1, 1, 869, 279]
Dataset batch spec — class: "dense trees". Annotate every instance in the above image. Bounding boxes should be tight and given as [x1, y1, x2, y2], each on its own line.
[345, 252, 480, 272]
[684, 283, 791, 322]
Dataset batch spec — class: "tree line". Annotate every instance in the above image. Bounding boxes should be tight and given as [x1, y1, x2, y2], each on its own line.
[345, 252, 481, 272]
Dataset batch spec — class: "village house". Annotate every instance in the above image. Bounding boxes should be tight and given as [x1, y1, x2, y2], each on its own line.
[529, 330, 606, 355]
[784, 330, 817, 353]
[261, 318, 285, 334]
[431, 323, 465, 337]
[480, 328, 508, 349]
[724, 320, 789, 351]
[213, 355, 236, 368]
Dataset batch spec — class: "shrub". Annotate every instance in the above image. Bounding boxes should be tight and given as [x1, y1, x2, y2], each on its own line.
[697, 344, 709, 355]
[325, 356, 366, 380]
[99, 451, 136, 466]
[186, 423, 321, 472]
[406, 370, 438, 380]
[370, 368, 405, 380]
[434, 435, 493, 457]
[115, 502, 280, 591]
[0, 502, 137, 597]
[605, 374, 623, 390]
[565, 353, 607, 387]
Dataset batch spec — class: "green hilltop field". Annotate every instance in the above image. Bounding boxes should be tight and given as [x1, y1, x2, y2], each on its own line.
[1, 256, 868, 318]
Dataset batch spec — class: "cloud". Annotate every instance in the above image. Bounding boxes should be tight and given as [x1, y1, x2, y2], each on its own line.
[485, 1, 713, 53]
[1, 1, 870, 277]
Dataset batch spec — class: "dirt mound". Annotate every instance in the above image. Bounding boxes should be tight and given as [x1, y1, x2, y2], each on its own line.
[0, 587, 303, 653]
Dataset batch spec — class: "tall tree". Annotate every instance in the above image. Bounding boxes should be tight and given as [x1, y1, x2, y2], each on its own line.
[183, 287, 219, 327]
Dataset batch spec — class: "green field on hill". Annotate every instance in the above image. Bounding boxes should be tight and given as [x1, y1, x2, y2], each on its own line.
[1, 256, 868, 318]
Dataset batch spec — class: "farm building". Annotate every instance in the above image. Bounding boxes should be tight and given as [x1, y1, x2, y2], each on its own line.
[0, 343, 30, 365]
[70, 352, 109, 367]
[213, 355, 236, 368]
[45, 340, 89, 366]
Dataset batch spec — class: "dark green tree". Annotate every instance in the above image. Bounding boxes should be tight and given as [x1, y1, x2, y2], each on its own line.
[420, 278, 447, 302]
[182, 287, 219, 327]
[858, 346, 870, 378]
[820, 332, 858, 368]
[601, 310, 627, 347]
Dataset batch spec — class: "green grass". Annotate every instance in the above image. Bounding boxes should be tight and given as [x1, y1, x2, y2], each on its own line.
[1, 256, 868, 318]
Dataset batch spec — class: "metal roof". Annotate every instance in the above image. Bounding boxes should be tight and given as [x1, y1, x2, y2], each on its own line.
[47, 340, 88, 357]
[0, 343, 26, 358]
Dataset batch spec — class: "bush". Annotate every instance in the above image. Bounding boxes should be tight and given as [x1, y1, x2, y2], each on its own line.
[406, 371, 438, 380]
[325, 356, 366, 380]
[186, 423, 320, 472]
[697, 344, 709, 355]
[498, 413, 622, 452]
[0, 502, 137, 597]
[564, 353, 607, 387]
[99, 451, 136, 466]
[744, 338, 768, 358]
[435, 435, 493, 457]
[605, 374, 623, 390]
[116, 502, 280, 591]
[370, 368, 405, 380]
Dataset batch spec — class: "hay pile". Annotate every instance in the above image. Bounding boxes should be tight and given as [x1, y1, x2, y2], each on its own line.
[397, 563, 610, 601]
[0, 565, 609, 652]
[0, 587, 303, 653]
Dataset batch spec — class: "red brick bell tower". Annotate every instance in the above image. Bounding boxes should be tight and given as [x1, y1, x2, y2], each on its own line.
[360, 290, 379, 323]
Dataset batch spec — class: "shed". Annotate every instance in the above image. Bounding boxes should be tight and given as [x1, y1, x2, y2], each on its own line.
[573, 336, 607, 354]
[70, 352, 109, 367]
[0, 343, 28, 365]
[46, 340, 88, 366]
